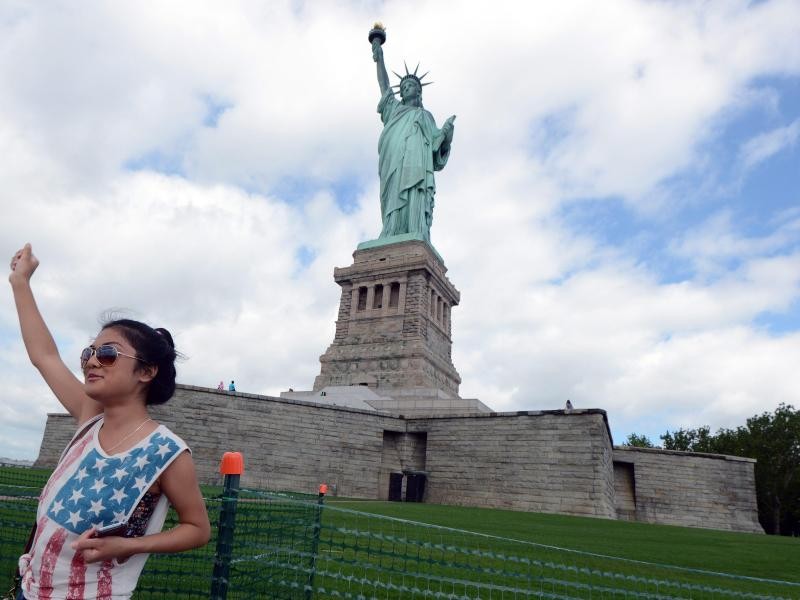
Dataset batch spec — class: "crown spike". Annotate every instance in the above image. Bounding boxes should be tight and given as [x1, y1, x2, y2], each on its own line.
[419, 71, 429, 80]
[404, 61, 410, 75]
[414, 62, 420, 76]
[421, 81, 433, 86]
[392, 70, 403, 80]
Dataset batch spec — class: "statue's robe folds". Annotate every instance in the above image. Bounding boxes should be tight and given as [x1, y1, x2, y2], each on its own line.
[377, 88, 450, 242]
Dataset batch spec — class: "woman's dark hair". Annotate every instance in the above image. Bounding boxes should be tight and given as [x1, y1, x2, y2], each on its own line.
[101, 318, 177, 405]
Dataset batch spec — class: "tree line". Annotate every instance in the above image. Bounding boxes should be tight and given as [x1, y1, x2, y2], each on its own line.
[625, 404, 799, 536]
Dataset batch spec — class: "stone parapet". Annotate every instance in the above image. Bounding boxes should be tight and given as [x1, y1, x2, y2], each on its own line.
[36, 385, 405, 496]
[31, 387, 762, 533]
[612, 446, 762, 533]
[34, 390, 615, 518]
[368, 396, 492, 416]
[408, 409, 617, 518]
[34, 413, 77, 467]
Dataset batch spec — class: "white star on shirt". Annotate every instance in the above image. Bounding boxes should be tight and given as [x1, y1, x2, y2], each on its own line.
[67, 511, 82, 528]
[75, 467, 88, 482]
[69, 488, 84, 504]
[134, 455, 150, 469]
[51, 499, 65, 515]
[93, 457, 108, 471]
[90, 479, 107, 494]
[89, 499, 104, 517]
[133, 476, 148, 492]
[112, 468, 127, 482]
[110, 487, 127, 504]
[113, 510, 126, 522]
[156, 443, 171, 457]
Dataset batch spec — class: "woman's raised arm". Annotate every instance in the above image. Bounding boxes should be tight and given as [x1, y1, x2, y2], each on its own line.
[9, 243, 101, 423]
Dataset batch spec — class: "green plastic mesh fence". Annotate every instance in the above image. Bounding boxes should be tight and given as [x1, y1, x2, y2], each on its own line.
[2, 465, 798, 599]
[224, 489, 323, 599]
[232, 489, 800, 600]
[0, 464, 220, 600]
[1, 466, 43, 593]
[133, 496, 220, 599]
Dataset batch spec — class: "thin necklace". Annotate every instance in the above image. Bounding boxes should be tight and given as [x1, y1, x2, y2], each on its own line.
[104, 417, 153, 453]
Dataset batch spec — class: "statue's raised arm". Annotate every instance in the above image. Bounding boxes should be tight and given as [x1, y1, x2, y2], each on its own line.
[365, 23, 456, 246]
[370, 24, 390, 95]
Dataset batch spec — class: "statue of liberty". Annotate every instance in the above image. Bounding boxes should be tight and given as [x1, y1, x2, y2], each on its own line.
[369, 24, 455, 244]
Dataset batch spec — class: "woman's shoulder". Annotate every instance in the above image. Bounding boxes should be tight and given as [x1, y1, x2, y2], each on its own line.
[153, 422, 190, 453]
[77, 412, 104, 431]
[60, 413, 103, 455]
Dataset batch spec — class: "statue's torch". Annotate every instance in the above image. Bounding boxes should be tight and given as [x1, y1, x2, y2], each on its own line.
[369, 22, 386, 49]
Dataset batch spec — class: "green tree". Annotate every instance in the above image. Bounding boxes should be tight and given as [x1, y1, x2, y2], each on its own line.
[738, 405, 800, 535]
[660, 404, 800, 535]
[660, 425, 713, 451]
[624, 433, 655, 448]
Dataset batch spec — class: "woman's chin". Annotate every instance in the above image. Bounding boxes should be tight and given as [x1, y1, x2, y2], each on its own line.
[83, 382, 106, 402]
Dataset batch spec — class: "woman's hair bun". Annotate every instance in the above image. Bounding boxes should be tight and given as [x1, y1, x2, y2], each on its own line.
[154, 328, 175, 349]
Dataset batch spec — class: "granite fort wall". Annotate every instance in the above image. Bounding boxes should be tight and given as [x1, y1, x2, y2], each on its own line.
[35, 387, 616, 518]
[34, 386, 760, 532]
[612, 446, 762, 533]
[36, 385, 405, 497]
[407, 410, 616, 518]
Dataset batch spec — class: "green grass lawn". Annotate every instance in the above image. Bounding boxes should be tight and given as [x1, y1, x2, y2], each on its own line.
[327, 500, 800, 584]
[4, 465, 799, 599]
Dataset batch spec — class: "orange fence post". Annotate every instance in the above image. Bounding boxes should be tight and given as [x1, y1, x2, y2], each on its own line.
[305, 482, 328, 599]
[210, 452, 244, 600]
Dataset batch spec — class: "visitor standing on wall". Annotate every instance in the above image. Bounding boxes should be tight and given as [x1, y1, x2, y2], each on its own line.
[8, 243, 210, 600]
[228, 380, 236, 392]
[216, 381, 224, 391]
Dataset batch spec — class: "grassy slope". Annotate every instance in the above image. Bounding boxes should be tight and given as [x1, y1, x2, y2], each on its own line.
[4, 465, 799, 595]
[328, 500, 800, 584]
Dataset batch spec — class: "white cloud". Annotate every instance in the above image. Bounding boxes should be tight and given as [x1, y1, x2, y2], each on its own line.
[739, 118, 800, 170]
[1, 0, 799, 459]
[670, 209, 800, 276]
[453, 252, 800, 406]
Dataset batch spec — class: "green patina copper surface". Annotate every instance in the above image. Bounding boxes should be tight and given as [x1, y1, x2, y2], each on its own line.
[366, 24, 455, 251]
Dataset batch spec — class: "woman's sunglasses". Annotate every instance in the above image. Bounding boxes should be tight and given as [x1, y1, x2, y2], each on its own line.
[80, 345, 148, 369]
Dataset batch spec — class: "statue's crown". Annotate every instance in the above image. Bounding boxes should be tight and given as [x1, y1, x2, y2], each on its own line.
[391, 62, 433, 92]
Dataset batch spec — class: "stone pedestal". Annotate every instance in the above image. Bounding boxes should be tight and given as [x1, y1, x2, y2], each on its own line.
[314, 240, 462, 397]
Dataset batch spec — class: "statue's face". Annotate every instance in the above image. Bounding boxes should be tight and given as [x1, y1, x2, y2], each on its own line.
[400, 79, 421, 102]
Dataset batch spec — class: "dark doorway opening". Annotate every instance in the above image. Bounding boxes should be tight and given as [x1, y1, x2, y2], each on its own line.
[405, 473, 426, 502]
[388, 472, 403, 501]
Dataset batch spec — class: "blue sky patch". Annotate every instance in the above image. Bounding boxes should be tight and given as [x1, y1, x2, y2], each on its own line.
[269, 174, 365, 214]
[123, 149, 186, 177]
[528, 106, 578, 160]
[754, 301, 800, 335]
[201, 95, 234, 128]
[295, 245, 317, 269]
[329, 176, 364, 214]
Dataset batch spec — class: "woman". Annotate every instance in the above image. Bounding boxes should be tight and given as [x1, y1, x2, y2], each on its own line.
[9, 243, 210, 600]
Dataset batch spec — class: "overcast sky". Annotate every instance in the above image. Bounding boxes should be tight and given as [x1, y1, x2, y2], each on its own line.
[1, 0, 799, 460]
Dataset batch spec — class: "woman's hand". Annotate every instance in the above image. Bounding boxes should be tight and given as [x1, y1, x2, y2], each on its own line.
[71, 528, 137, 564]
[9, 243, 39, 285]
